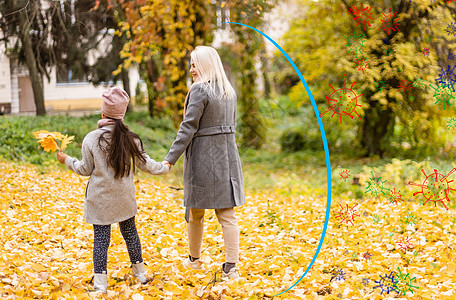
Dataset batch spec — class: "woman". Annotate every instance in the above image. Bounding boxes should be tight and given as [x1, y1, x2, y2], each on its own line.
[164, 46, 244, 279]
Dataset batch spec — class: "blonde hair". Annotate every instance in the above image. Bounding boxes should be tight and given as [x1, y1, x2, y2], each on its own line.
[190, 46, 236, 101]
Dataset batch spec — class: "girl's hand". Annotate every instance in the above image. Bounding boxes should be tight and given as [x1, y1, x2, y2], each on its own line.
[163, 160, 172, 171]
[56, 151, 68, 164]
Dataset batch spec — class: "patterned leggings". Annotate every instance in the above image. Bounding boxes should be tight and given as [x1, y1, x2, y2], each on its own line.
[93, 216, 143, 274]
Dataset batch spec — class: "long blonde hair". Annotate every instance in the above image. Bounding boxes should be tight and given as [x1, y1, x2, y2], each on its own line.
[190, 46, 236, 101]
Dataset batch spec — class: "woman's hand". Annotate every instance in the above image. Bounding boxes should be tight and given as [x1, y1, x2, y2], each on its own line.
[56, 151, 68, 164]
[163, 160, 172, 171]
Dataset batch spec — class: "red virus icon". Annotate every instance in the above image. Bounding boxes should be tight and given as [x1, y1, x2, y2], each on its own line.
[320, 74, 363, 124]
[397, 78, 415, 93]
[422, 48, 430, 57]
[340, 169, 350, 182]
[353, 58, 370, 75]
[333, 203, 360, 226]
[388, 188, 403, 205]
[349, 3, 374, 31]
[396, 236, 413, 253]
[378, 8, 401, 35]
[408, 168, 456, 210]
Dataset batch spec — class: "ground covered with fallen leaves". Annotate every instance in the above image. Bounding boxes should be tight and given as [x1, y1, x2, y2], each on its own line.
[1, 161, 456, 299]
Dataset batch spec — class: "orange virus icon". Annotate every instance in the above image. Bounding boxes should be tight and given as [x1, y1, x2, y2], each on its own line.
[408, 168, 456, 210]
[320, 74, 363, 124]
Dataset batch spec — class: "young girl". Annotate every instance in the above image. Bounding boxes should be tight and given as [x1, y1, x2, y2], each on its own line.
[56, 87, 170, 293]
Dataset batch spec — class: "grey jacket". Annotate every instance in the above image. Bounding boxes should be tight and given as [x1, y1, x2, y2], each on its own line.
[65, 125, 168, 225]
[165, 83, 245, 209]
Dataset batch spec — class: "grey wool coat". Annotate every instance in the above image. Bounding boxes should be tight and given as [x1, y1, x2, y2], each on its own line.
[65, 125, 169, 225]
[165, 82, 245, 210]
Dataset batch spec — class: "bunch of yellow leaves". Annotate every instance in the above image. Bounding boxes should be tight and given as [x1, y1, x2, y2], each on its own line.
[33, 130, 74, 152]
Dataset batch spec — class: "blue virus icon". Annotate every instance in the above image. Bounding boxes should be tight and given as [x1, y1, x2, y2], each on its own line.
[435, 65, 456, 92]
[445, 22, 456, 37]
[330, 268, 346, 282]
[373, 272, 399, 295]
[362, 277, 370, 287]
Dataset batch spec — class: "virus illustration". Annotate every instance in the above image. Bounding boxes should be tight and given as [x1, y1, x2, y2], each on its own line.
[384, 48, 392, 56]
[372, 214, 381, 224]
[362, 211, 369, 217]
[378, 8, 401, 35]
[412, 77, 426, 90]
[429, 82, 455, 110]
[362, 277, 370, 287]
[362, 251, 372, 261]
[448, 117, 456, 130]
[349, 3, 374, 31]
[397, 78, 415, 93]
[353, 58, 370, 75]
[403, 212, 417, 226]
[330, 268, 346, 282]
[448, 52, 455, 60]
[445, 22, 456, 37]
[388, 188, 403, 205]
[408, 168, 456, 210]
[395, 267, 419, 295]
[365, 171, 389, 197]
[320, 74, 363, 124]
[373, 272, 399, 295]
[422, 47, 430, 57]
[339, 169, 350, 182]
[343, 32, 366, 58]
[351, 252, 358, 259]
[375, 79, 386, 92]
[337, 293, 343, 298]
[396, 236, 413, 253]
[435, 65, 456, 92]
[333, 203, 360, 226]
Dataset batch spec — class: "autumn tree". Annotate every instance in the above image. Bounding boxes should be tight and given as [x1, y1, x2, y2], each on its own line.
[0, 0, 53, 115]
[280, 0, 456, 157]
[224, 0, 276, 149]
[113, 0, 213, 123]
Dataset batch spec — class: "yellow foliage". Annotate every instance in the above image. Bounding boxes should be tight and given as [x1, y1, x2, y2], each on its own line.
[33, 130, 74, 153]
[0, 161, 455, 299]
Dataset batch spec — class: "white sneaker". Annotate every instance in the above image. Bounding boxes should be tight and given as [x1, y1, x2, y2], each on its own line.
[132, 261, 147, 284]
[222, 264, 240, 280]
[93, 273, 107, 293]
[182, 257, 204, 270]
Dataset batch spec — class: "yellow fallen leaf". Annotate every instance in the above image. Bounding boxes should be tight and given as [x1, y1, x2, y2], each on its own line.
[60, 135, 74, 150]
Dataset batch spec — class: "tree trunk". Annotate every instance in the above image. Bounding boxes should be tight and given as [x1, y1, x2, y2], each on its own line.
[145, 59, 159, 118]
[18, 5, 46, 115]
[361, 101, 393, 157]
[121, 69, 132, 112]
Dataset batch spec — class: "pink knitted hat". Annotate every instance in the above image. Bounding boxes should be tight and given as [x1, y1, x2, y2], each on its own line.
[101, 87, 129, 119]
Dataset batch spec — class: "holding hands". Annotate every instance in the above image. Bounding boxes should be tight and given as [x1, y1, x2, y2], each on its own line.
[163, 160, 172, 171]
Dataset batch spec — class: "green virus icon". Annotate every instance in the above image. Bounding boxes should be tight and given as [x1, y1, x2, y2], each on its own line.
[343, 32, 366, 58]
[413, 77, 427, 90]
[408, 168, 456, 210]
[375, 79, 386, 92]
[365, 171, 389, 197]
[430, 83, 455, 110]
[447, 117, 456, 130]
[372, 214, 381, 224]
[395, 267, 419, 295]
[403, 212, 417, 226]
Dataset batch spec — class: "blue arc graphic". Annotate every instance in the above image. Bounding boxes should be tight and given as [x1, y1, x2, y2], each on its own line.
[225, 22, 332, 296]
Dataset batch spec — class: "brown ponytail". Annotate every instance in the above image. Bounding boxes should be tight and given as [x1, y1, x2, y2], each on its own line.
[98, 119, 146, 179]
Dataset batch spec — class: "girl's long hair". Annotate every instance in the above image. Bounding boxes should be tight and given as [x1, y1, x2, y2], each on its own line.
[190, 46, 236, 101]
[98, 119, 146, 179]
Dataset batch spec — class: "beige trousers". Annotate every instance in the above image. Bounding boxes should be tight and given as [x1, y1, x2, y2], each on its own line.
[187, 207, 239, 263]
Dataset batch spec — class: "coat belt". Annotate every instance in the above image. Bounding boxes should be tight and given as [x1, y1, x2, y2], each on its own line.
[193, 125, 236, 138]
